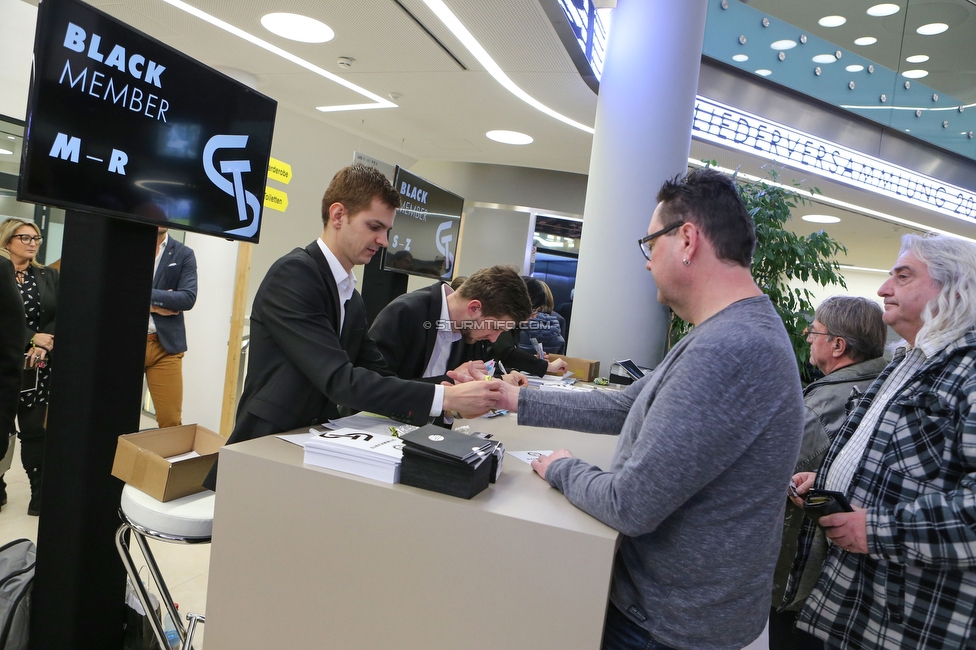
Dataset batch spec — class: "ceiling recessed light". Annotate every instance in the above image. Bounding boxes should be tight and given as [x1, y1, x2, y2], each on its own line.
[916, 22, 948, 35]
[818, 15, 847, 27]
[732, 54, 749, 62]
[802, 214, 842, 223]
[755, 69, 773, 76]
[866, 4, 900, 17]
[770, 40, 797, 50]
[854, 36, 878, 46]
[902, 69, 929, 79]
[905, 54, 930, 63]
[260, 12, 334, 43]
[0, 148, 13, 155]
[812, 54, 838, 64]
[846, 64, 865, 72]
[486, 130, 533, 145]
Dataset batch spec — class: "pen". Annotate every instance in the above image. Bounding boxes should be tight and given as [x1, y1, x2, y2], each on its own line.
[497, 360, 508, 375]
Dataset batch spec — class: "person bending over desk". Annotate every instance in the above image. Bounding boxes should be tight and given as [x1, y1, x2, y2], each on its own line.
[204, 165, 499, 490]
[369, 265, 532, 388]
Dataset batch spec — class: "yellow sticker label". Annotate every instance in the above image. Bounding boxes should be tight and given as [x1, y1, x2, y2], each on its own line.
[267, 157, 292, 185]
[264, 186, 288, 212]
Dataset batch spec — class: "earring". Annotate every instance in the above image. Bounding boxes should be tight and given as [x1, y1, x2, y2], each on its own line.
[683, 258, 690, 266]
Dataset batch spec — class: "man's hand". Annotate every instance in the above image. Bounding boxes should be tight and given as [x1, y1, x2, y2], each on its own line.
[547, 358, 568, 374]
[789, 471, 817, 508]
[531, 449, 574, 480]
[502, 371, 528, 387]
[442, 380, 502, 418]
[821, 508, 868, 554]
[493, 380, 521, 412]
[447, 361, 489, 384]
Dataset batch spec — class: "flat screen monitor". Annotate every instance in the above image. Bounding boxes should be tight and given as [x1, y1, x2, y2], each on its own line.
[18, 0, 277, 243]
[382, 166, 463, 280]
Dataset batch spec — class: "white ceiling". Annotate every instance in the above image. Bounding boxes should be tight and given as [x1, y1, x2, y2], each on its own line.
[79, 0, 600, 174]
[6, 0, 976, 272]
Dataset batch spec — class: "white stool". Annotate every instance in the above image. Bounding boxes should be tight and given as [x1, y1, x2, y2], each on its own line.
[115, 484, 214, 650]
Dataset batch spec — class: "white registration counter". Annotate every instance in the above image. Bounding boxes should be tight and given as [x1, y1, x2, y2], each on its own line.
[203, 414, 620, 649]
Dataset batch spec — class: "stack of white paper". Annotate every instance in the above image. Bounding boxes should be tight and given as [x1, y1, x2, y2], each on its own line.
[303, 428, 404, 483]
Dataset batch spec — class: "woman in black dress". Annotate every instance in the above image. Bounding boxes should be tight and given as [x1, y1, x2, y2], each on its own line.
[0, 218, 58, 516]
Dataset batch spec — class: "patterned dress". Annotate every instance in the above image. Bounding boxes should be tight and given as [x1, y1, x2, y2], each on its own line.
[17, 267, 50, 409]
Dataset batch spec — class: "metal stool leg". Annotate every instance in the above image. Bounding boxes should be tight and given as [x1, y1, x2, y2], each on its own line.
[181, 613, 205, 650]
[116, 523, 170, 650]
[131, 527, 187, 645]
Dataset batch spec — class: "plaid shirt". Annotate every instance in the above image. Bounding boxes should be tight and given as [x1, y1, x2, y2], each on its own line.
[790, 330, 976, 649]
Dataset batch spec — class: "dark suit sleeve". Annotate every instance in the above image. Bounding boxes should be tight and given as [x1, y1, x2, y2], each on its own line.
[259, 256, 435, 424]
[151, 243, 197, 312]
[494, 330, 548, 376]
[369, 298, 420, 378]
[0, 258, 26, 434]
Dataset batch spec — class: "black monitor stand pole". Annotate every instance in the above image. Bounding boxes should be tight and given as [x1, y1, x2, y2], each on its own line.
[29, 211, 157, 650]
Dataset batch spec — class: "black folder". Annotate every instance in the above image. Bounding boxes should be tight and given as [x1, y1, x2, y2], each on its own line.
[399, 426, 497, 499]
[400, 425, 494, 462]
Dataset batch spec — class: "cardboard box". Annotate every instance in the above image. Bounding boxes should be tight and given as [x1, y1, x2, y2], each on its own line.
[549, 355, 601, 382]
[111, 424, 224, 501]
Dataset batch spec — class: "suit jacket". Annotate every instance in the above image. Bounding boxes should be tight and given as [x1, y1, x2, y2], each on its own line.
[230, 242, 435, 443]
[21, 264, 57, 346]
[368, 282, 493, 384]
[0, 257, 26, 436]
[493, 330, 548, 376]
[151, 237, 197, 354]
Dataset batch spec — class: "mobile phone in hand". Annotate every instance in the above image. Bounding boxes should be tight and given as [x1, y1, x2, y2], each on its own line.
[803, 488, 853, 522]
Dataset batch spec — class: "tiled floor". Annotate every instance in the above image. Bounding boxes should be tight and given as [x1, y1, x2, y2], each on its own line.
[0, 419, 772, 650]
[0, 417, 210, 649]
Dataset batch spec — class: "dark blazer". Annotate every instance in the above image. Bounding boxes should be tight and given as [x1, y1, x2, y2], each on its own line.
[369, 282, 495, 384]
[22, 264, 58, 350]
[493, 330, 548, 376]
[0, 257, 26, 436]
[230, 242, 436, 442]
[151, 237, 197, 354]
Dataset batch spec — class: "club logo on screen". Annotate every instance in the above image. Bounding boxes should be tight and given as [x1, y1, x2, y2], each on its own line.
[435, 221, 455, 276]
[203, 134, 261, 238]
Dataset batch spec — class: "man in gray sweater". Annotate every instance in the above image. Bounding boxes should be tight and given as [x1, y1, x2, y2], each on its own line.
[495, 169, 805, 649]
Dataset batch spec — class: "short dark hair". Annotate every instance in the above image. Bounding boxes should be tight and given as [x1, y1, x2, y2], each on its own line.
[814, 296, 886, 363]
[449, 276, 467, 290]
[456, 266, 532, 323]
[522, 276, 554, 313]
[321, 164, 401, 226]
[656, 168, 755, 267]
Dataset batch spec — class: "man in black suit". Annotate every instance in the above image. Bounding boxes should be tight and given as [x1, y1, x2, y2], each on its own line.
[146, 227, 197, 428]
[369, 265, 533, 384]
[204, 165, 500, 489]
[0, 257, 26, 509]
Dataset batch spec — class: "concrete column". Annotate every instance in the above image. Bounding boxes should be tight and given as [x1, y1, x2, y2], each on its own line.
[568, 0, 708, 371]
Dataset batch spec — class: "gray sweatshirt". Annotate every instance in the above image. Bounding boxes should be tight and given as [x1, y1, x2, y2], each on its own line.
[518, 295, 804, 649]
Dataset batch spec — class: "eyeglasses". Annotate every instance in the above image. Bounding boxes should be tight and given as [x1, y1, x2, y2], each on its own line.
[11, 234, 43, 245]
[802, 326, 835, 338]
[638, 222, 684, 261]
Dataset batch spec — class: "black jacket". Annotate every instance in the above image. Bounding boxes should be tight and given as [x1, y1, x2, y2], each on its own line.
[0, 257, 26, 436]
[369, 282, 493, 383]
[230, 242, 435, 439]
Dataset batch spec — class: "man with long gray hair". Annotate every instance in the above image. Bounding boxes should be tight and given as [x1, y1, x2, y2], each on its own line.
[790, 233, 976, 649]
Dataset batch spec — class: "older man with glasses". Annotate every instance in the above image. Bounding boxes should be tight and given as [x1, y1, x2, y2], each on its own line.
[790, 233, 976, 649]
[770, 296, 888, 650]
[493, 168, 805, 650]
